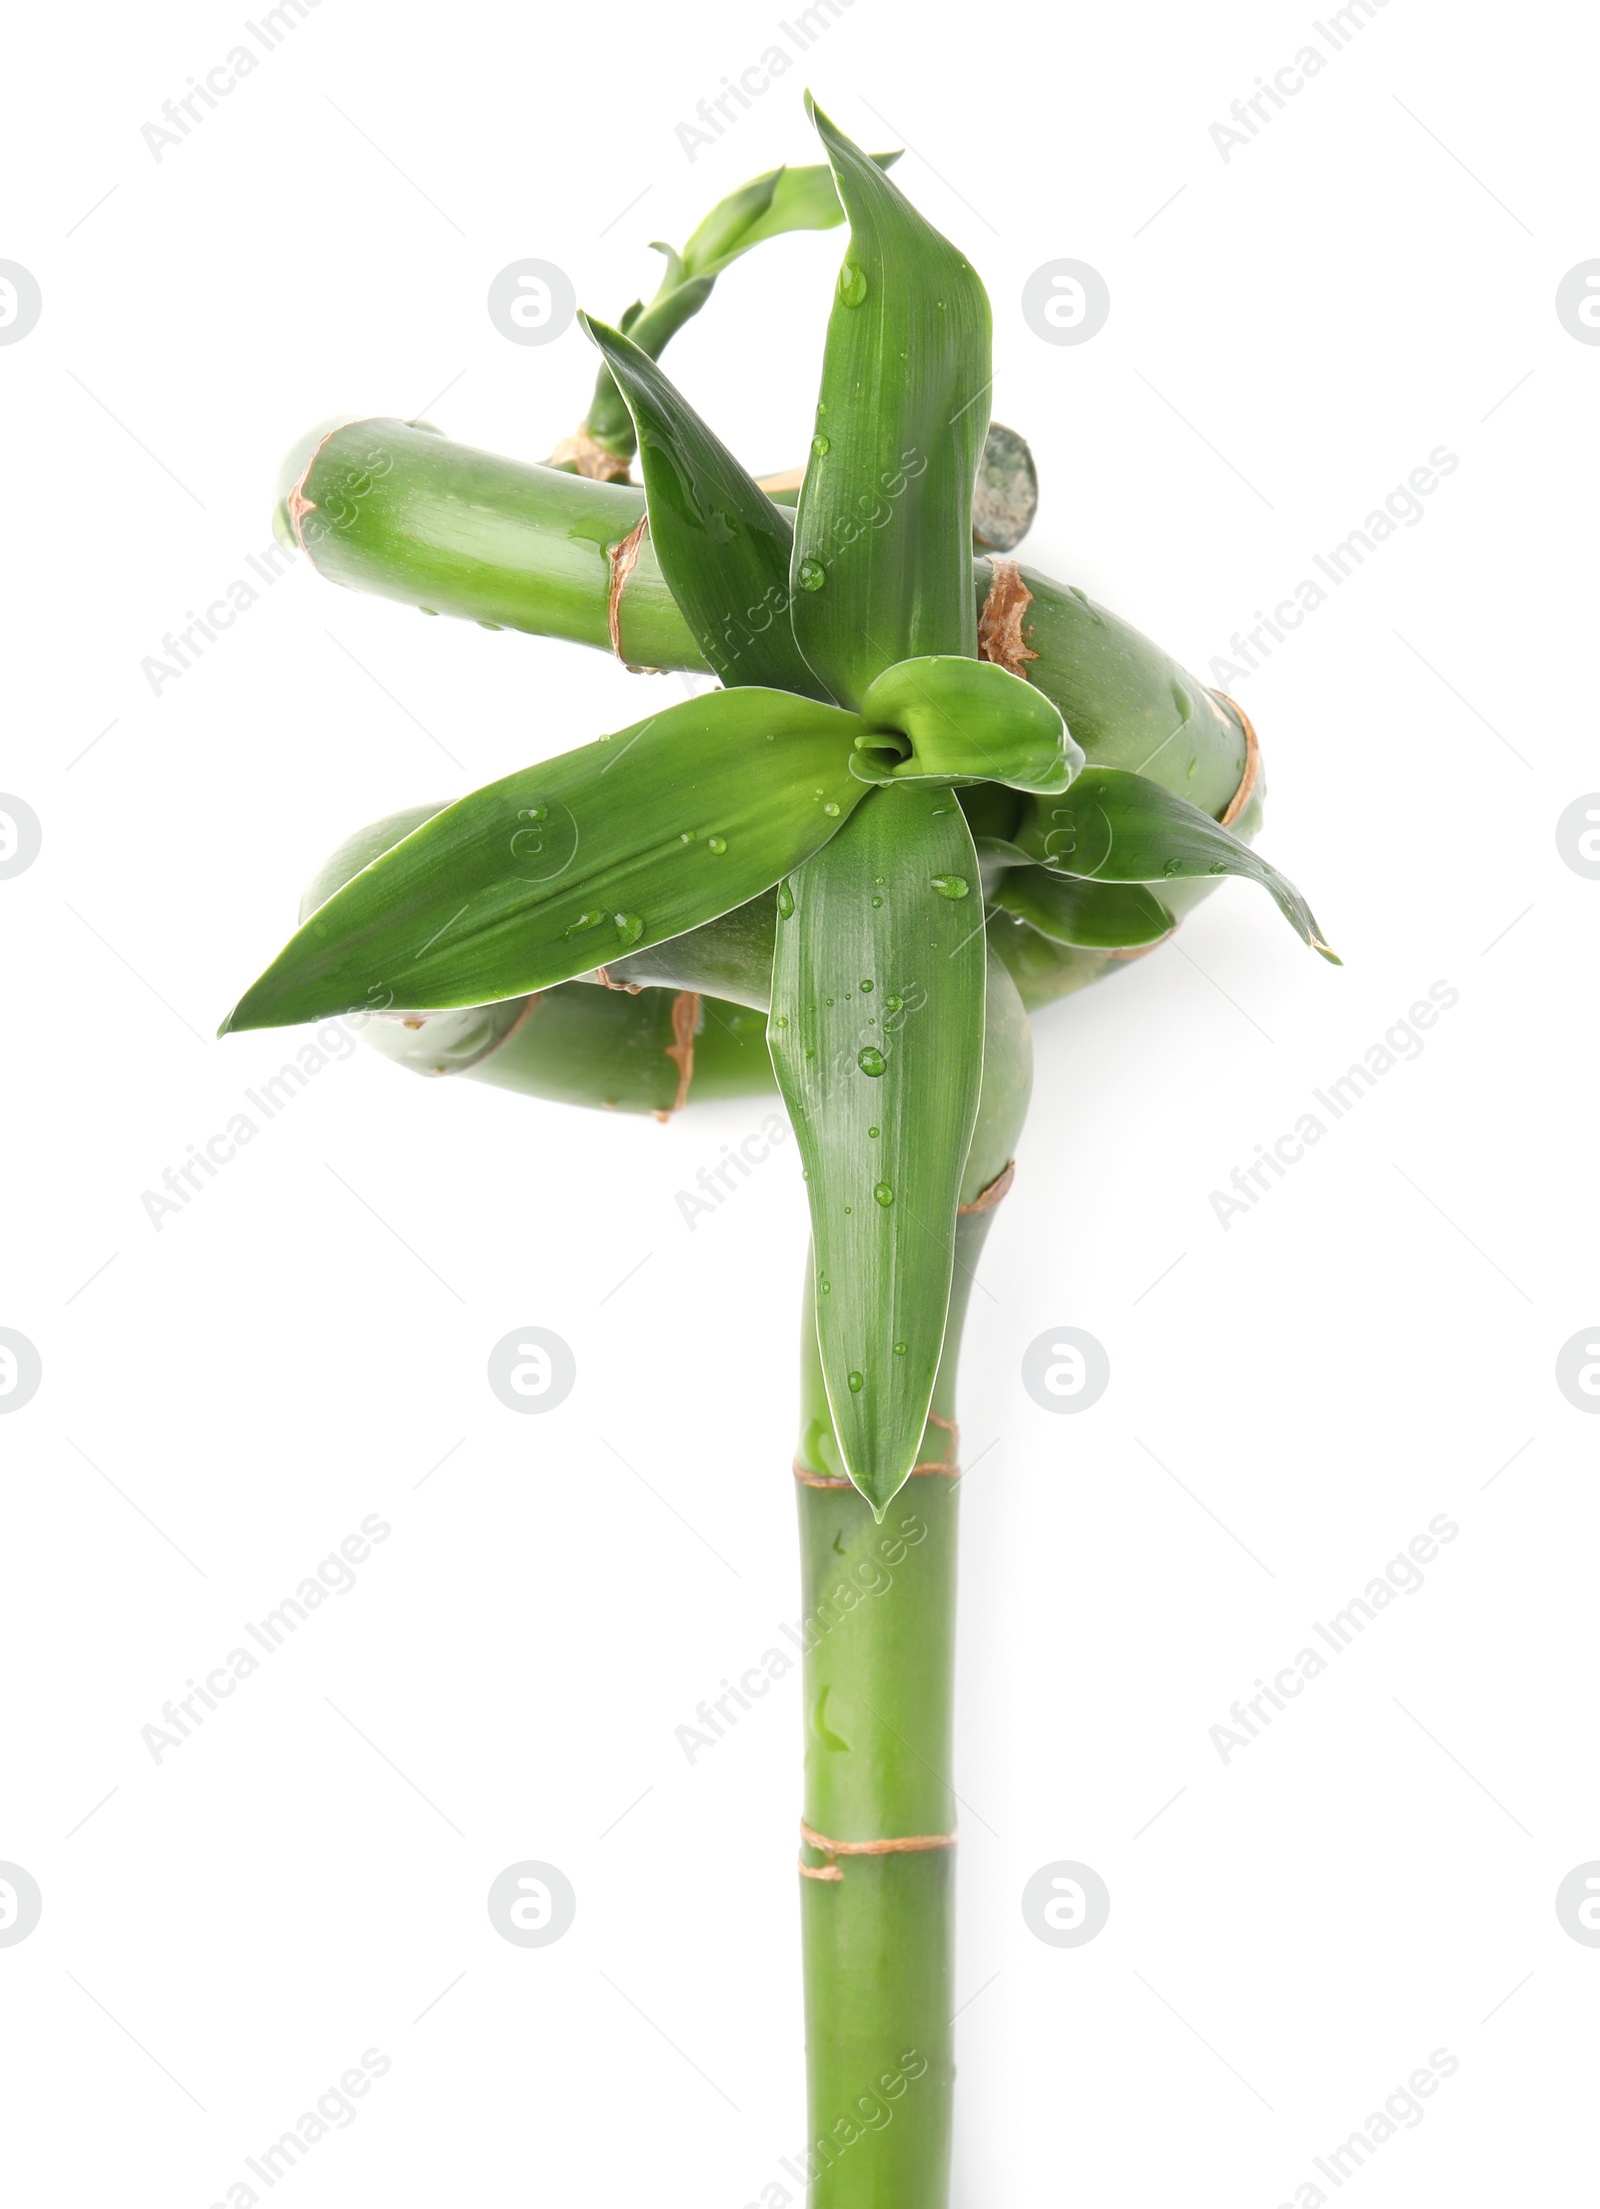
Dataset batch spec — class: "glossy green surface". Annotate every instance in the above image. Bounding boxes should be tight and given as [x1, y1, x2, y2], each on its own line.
[282, 420, 698, 669]
[1018, 765, 1337, 961]
[223, 689, 868, 1032]
[580, 154, 899, 460]
[995, 868, 1175, 948]
[790, 101, 991, 707]
[582, 314, 824, 697]
[770, 785, 986, 1514]
[853, 654, 1080, 792]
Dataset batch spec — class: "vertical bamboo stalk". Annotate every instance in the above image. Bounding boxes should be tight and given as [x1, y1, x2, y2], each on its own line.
[787, 947, 1028, 2207]
[792, 1210, 999, 2207]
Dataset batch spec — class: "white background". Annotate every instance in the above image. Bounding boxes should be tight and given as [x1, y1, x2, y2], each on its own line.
[2, 1, 1595, 2203]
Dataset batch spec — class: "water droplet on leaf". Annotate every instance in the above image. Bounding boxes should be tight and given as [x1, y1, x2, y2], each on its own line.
[930, 875, 969, 899]
[613, 912, 643, 946]
[564, 909, 606, 936]
[857, 1047, 887, 1077]
[777, 880, 795, 919]
[838, 263, 868, 307]
[874, 1182, 894, 1207]
[811, 434, 831, 456]
[708, 834, 727, 855]
[847, 1370, 864, 1393]
[798, 558, 826, 592]
[823, 801, 840, 817]
[893, 1341, 907, 1355]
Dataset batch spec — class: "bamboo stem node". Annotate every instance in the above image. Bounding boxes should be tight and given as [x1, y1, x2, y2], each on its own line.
[958, 1159, 1014, 1215]
[792, 1458, 961, 1488]
[549, 424, 634, 482]
[607, 512, 655, 665]
[799, 1821, 958, 1882]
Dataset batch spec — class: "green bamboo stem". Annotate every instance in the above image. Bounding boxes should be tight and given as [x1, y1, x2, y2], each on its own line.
[788, 949, 1028, 2206]
[274, 419, 1246, 824]
[276, 419, 697, 668]
[277, 419, 1252, 1015]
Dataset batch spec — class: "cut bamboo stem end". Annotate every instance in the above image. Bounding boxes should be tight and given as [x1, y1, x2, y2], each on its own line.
[1214, 690, 1261, 827]
[976, 558, 1039, 678]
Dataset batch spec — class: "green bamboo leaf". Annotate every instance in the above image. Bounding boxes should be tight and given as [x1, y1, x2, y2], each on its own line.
[1019, 766, 1339, 962]
[995, 867, 1175, 948]
[769, 784, 986, 1514]
[221, 689, 867, 1034]
[582, 156, 900, 461]
[609, 274, 715, 366]
[579, 314, 826, 698]
[680, 154, 902, 279]
[789, 98, 992, 706]
[850, 655, 1082, 792]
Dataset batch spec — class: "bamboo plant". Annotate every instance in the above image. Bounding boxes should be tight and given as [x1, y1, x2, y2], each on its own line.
[228, 101, 1333, 2207]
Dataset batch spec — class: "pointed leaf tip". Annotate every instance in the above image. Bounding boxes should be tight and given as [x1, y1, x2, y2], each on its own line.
[219, 688, 868, 1032]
